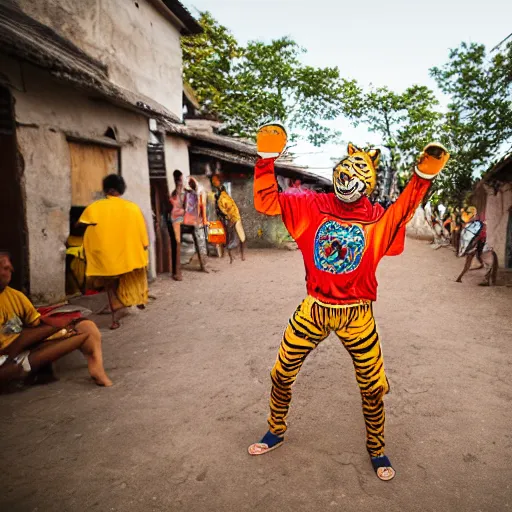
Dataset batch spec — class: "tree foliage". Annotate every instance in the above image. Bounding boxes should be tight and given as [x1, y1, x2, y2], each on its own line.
[183, 13, 512, 205]
[342, 41, 512, 206]
[344, 85, 443, 171]
[182, 12, 352, 145]
[430, 41, 512, 205]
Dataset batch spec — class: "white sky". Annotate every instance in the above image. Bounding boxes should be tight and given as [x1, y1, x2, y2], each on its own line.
[182, 0, 512, 176]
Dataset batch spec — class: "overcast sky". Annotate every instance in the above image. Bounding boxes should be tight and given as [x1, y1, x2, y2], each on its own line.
[182, 0, 512, 175]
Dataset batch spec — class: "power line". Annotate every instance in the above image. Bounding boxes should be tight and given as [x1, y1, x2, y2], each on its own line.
[491, 32, 512, 52]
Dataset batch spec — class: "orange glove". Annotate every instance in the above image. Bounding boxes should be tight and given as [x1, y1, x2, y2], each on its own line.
[416, 143, 450, 179]
[256, 123, 288, 159]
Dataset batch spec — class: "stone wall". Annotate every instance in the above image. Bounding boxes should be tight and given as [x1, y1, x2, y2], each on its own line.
[17, 0, 184, 118]
[1, 57, 154, 302]
[230, 177, 294, 249]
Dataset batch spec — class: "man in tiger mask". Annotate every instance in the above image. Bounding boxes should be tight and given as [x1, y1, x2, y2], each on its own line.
[248, 123, 450, 481]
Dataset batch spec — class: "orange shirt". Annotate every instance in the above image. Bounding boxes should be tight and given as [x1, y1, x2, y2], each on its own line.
[254, 158, 431, 304]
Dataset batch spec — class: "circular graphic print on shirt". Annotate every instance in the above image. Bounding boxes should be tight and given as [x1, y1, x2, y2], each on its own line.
[314, 220, 366, 274]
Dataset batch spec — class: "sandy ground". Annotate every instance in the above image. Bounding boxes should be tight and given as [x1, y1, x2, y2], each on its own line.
[1, 239, 512, 512]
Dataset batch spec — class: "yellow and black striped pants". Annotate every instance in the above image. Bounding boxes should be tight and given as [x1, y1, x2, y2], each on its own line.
[268, 295, 389, 457]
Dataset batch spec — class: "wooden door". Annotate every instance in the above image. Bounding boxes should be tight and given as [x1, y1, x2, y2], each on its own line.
[68, 142, 119, 206]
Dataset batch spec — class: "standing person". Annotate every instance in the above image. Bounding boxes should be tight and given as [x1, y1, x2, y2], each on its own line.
[211, 175, 247, 263]
[182, 177, 208, 272]
[167, 170, 185, 281]
[450, 207, 462, 253]
[79, 174, 149, 330]
[456, 210, 498, 285]
[0, 252, 112, 387]
[248, 123, 450, 481]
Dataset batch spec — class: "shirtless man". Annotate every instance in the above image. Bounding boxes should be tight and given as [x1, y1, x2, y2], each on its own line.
[0, 252, 112, 387]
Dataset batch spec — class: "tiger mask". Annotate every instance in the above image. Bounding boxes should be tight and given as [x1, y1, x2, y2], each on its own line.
[333, 144, 380, 203]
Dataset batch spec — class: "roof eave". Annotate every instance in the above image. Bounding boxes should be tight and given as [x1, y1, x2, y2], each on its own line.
[156, 0, 203, 35]
[482, 153, 512, 184]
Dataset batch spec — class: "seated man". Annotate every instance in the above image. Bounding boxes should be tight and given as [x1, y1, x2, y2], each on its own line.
[0, 252, 112, 387]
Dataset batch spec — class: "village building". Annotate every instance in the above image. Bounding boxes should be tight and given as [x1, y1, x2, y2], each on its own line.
[172, 119, 332, 249]
[471, 153, 512, 271]
[0, 0, 201, 302]
[0, 0, 331, 300]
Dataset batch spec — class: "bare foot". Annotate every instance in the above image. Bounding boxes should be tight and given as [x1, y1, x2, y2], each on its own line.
[110, 320, 120, 330]
[455, 279, 462, 283]
[91, 373, 113, 387]
[172, 274, 183, 282]
[87, 357, 113, 387]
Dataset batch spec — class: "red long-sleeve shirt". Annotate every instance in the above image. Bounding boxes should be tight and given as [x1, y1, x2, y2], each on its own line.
[254, 158, 432, 304]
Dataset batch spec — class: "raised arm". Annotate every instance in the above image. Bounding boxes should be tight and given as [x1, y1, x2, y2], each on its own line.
[373, 143, 450, 260]
[254, 157, 315, 240]
[253, 157, 282, 216]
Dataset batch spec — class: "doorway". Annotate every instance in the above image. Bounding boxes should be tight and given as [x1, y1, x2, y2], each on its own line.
[68, 141, 119, 206]
[0, 86, 28, 292]
[148, 132, 171, 273]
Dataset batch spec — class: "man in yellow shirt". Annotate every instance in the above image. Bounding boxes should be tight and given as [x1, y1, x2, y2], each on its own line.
[79, 174, 149, 329]
[211, 175, 247, 263]
[0, 253, 112, 387]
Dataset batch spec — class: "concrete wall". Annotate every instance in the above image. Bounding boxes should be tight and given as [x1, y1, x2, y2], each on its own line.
[485, 183, 512, 268]
[164, 135, 190, 189]
[1, 57, 155, 302]
[17, 0, 184, 118]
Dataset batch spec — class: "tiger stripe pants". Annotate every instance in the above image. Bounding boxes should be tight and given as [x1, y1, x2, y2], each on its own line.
[268, 296, 390, 457]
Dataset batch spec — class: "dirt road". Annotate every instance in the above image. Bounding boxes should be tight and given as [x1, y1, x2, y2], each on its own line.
[1, 240, 512, 512]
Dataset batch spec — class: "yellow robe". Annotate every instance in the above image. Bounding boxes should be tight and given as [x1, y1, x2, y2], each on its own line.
[79, 196, 149, 277]
[217, 191, 241, 223]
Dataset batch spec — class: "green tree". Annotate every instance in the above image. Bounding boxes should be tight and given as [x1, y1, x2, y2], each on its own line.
[342, 41, 512, 206]
[181, 12, 241, 119]
[430, 41, 512, 205]
[182, 12, 355, 145]
[341, 84, 443, 198]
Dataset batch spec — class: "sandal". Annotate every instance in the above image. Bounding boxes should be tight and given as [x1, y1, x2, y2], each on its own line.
[248, 431, 284, 456]
[371, 455, 396, 481]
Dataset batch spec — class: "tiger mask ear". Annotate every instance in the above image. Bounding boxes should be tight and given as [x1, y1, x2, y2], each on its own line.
[347, 143, 362, 156]
[367, 148, 381, 168]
